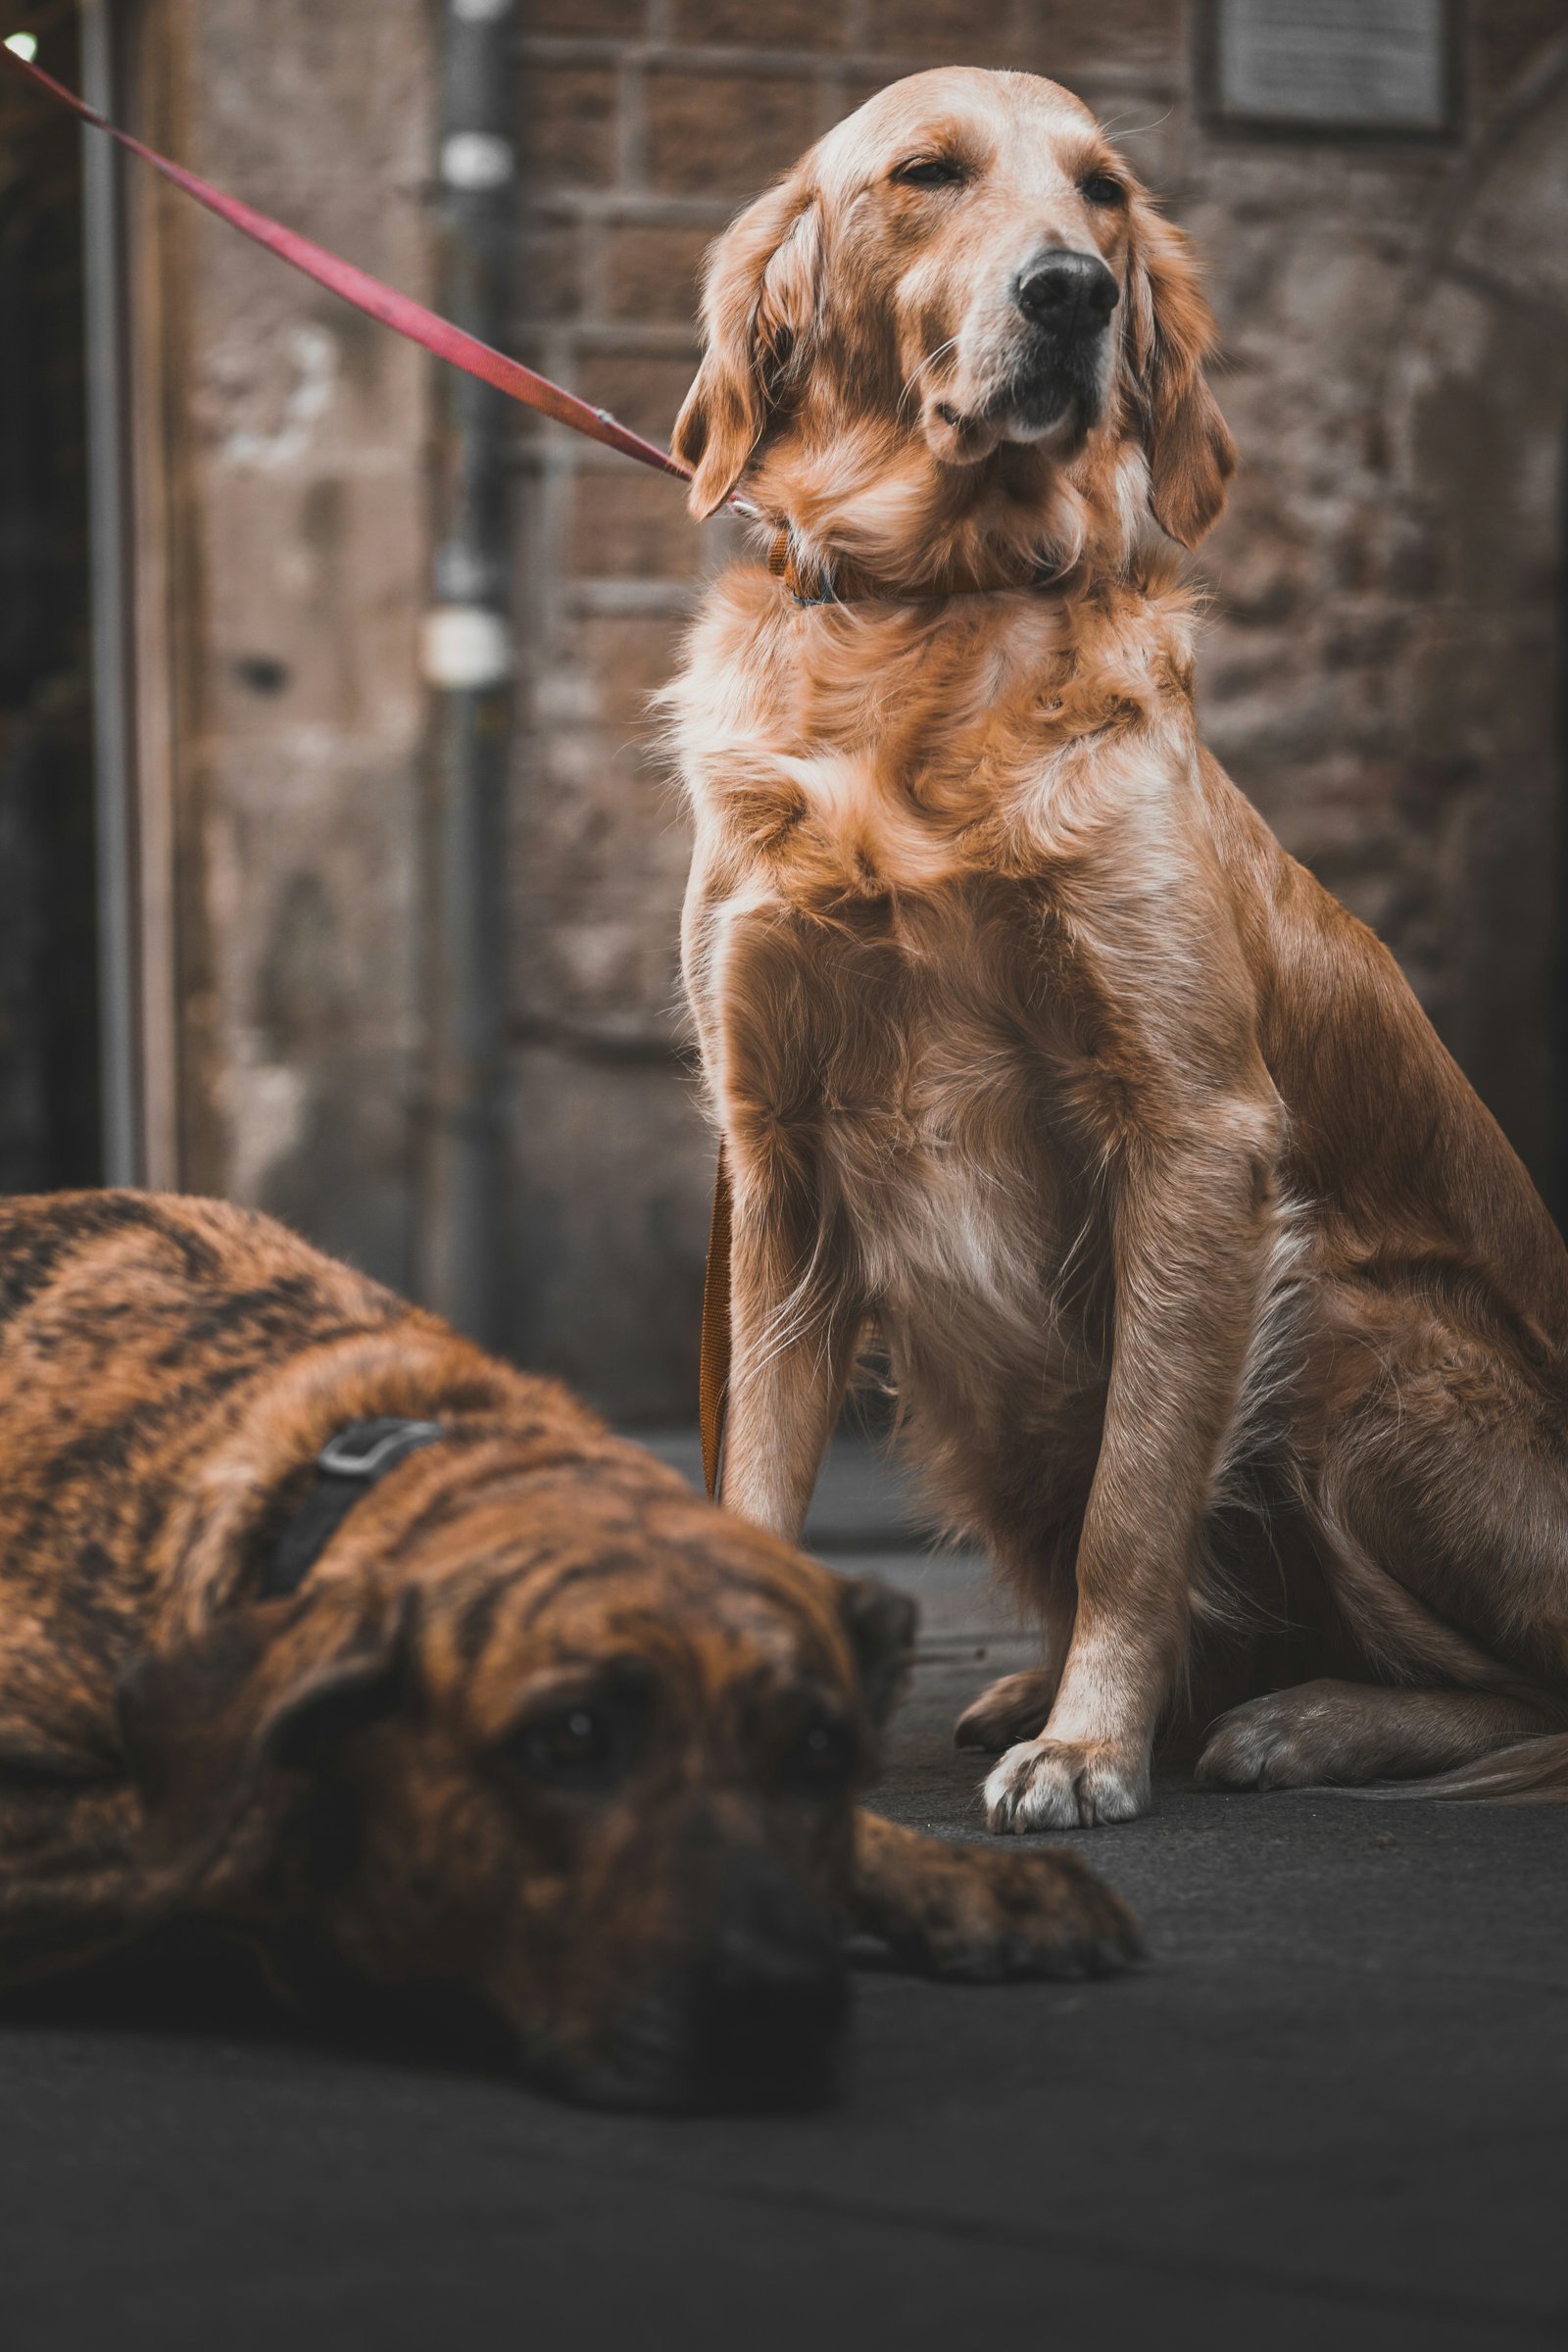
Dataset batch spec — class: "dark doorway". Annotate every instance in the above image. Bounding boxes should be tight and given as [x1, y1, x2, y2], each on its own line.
[0, 2, 102, 1192]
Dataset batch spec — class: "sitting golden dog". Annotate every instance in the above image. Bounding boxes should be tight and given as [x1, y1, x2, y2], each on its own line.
[0, 1189, 1134, 2107]
[664, 68, 1568, 1827]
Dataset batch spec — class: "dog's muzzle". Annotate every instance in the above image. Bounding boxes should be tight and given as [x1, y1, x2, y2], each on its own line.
[539, 1855, 850, 2113]
[676, 1853, 849, 2110]
[1000, 246, 1119, 435]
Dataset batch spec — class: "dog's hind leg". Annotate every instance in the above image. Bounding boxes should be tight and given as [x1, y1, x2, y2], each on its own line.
[1261, 1299, 1568, 1796]
[1195, 1679, 1563, 1792]
[847, 1811, 1140, 1980]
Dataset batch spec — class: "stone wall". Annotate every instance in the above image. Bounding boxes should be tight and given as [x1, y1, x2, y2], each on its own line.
[150, 1, 1568, 1420]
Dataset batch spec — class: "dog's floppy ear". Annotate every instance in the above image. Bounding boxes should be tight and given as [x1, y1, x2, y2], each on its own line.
[672, 172, 821, 519]
[116, 1588, 416, 1892]
[1125, 206, 1236, 550]
[836, 1574, 918, 1728]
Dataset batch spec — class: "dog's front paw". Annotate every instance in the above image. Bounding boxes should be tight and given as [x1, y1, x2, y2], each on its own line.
[927, 1844, 1142, 1980]
[984, 1738, 1150, 1831]
[954, 1669, 1056, 1754]
[852, 1813, 1141, 1981]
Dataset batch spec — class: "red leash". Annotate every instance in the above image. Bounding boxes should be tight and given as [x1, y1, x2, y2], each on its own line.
[0, 43, 695, 489]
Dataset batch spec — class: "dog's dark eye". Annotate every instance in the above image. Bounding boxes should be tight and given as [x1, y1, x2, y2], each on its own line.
[892, 156, 966, 189]
[512, 1702, 629, 1791]
[781, 1713, 859, 1798]
[1081, 173, 1126, 209]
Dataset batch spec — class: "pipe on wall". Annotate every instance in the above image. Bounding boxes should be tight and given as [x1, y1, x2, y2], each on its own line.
[79, 0, 141, 1186]
[416, 0, 518, 1343]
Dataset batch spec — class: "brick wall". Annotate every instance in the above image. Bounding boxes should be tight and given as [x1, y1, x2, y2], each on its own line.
[508, 0, 1568, 1418]
[147, 2, 1568, 1421]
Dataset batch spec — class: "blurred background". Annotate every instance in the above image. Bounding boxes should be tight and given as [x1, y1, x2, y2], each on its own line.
[1, 0, 1564, 1424]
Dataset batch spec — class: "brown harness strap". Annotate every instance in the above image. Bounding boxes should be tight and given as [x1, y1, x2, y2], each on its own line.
[699, 1143, 733, 1499]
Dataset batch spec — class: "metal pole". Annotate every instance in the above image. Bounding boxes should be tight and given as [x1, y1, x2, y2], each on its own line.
[416, 0, 517, 1341]
[79, 0, 142, 1186]
[1556, 387, 1568, 1237]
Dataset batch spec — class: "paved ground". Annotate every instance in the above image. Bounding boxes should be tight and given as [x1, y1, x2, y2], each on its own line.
[4, 1439, 1565, 2349]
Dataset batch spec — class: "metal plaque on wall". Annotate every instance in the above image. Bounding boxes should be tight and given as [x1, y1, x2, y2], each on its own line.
[1200, 0, 1460, 138]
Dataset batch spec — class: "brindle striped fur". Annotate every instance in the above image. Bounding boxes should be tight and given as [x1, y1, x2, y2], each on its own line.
[0, 1191, 1136, 2107]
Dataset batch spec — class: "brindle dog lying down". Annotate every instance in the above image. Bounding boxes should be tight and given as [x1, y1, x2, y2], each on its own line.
[0, 1192, 1136, 2109]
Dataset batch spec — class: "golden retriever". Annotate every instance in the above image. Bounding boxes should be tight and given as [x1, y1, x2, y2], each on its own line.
[662, 67, 1568, 1829]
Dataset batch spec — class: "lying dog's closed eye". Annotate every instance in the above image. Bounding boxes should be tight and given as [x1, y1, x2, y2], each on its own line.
[666, 67, 1568, 1829]
[0, 1190, 1136, 2109]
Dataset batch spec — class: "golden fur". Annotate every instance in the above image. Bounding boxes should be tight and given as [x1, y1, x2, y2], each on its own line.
[664, 69, 1568, 1828]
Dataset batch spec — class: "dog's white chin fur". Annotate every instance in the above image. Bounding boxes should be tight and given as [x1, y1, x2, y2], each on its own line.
[921, 395, 1082, 468]
[1001, 402, 1082, 445]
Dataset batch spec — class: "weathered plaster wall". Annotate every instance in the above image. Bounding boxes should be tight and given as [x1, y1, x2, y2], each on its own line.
[148, 0, 436, 1287]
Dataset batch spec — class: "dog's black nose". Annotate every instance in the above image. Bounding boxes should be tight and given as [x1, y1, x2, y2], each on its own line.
[686, 1857, 848, 2109]
[1016, 250, 1119, 334]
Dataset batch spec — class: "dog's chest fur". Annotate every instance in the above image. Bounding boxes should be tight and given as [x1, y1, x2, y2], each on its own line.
[723, 861, 1111, 1429]
[667, 582, 1201, 1461]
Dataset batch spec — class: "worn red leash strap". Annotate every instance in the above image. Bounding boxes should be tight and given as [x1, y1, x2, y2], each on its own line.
[0, 44, 691, 486]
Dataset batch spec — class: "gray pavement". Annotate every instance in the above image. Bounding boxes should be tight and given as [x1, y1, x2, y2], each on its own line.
[4, 1436, 1565, 2349]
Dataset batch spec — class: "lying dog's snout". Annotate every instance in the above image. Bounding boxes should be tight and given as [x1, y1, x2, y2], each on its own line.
[1015, 249, 1119, 337]
[684, 1855, 848, 2110]
[534, 1856, 848, 2113]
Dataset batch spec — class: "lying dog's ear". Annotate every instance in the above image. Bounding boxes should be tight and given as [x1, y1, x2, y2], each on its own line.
[1125, 205, 1236, 550]
[672, 173, 821, 519]
[836, 1574, 918, 1728]
[116, 1589, 416, 1891]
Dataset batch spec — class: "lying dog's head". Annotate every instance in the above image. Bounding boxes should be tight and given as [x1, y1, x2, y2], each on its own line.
[673, 67, 1235, 584]
[116, 1450, 914, 2110]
